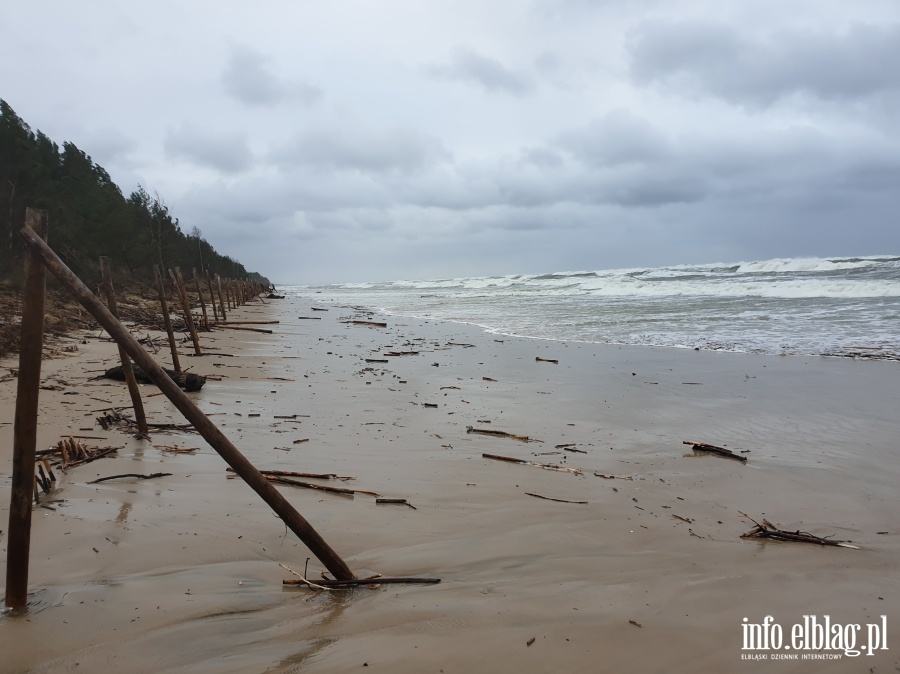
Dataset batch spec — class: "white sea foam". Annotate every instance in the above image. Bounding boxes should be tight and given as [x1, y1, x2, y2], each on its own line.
[287, 255, 900, 358]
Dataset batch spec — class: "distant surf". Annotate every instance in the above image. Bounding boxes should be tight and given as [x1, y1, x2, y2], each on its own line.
[285, 255, 900, 360]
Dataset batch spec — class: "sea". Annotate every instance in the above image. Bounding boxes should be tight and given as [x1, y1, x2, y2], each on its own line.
[283, 255, 900, 361]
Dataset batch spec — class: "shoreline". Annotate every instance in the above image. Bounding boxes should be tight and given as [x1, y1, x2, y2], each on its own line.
[1, 294, 898, 672]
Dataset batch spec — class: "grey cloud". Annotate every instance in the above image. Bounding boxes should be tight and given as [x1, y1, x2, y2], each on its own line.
[429, 49, 534, 95]
[628, 21, 900, 106]
[272, 125, 450, 175]
[163, 124, 252, 173]
[557, 110, 668, 167]
[222, 45, 322, 107]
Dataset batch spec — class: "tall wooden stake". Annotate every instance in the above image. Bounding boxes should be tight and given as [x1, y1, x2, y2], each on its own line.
[215, 273, 227, 321]
[204, 269, 219, 324]
[6, 208, 48, 610]
[192, 268, 209, 331]
[100, 257, 149, 436]
[19, 226, 356, 581]
[168, 267, 202, 356]
[154, 265, 181, 373]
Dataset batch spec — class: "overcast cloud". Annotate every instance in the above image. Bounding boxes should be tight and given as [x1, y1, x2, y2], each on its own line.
[1, 0, 898, 283]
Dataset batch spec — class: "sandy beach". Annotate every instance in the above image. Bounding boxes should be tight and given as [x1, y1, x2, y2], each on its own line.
[1, 294, 898, 673]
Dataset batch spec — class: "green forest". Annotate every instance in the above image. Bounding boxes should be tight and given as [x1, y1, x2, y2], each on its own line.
[0, 99, 266, 287]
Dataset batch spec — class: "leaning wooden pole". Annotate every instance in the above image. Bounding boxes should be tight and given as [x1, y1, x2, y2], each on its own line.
[215, 273, 227, 321]
[19, 226, 356, 582]
[168, 267, 202, 356]
[100, 257, 149, 436]
[153, 265, 182, 373]
[204, 270, 220, 324]
[6, 208, 48, 609]
[192, 268, 209, 331]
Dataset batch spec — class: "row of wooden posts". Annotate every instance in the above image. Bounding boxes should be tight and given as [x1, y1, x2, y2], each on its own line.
[5, 208, 356, 611]
[105, 257, 267, 437]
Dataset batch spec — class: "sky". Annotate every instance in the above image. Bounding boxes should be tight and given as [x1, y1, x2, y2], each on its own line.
[2, 0, 899, 284]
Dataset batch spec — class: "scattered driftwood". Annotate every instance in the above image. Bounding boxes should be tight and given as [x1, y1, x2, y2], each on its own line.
[283, 575, 440, 589]
[266, 294, 285, 299]
[525, 492, 587, 504]
[482, 453, 583, 475]
[467, 426, 531, 442]
[97, 410, 196, 434]
[739, 513, 859, 549]
[384, 351, 419, 356]
[684, 440, 747, 462]
[376, 498, 417, 510]
[594, 472, 633, 480]
[232, 473, 379, 497]
[350, 320, 388, 327]
[535, 357, 558, 364]
[311, 307, 328, 311]
[297, 316, 322, 320]
[41, 437, 122, 469]
[101, 364, 206, 392]
[88, 472, 172, 484]
[365, 358, 389, 363]
[482, 377, 497, 382]
[227, 467, 354, 481]
[212, 324, 273, 334]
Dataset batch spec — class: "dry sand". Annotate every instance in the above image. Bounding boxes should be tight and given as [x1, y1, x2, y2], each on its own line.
[1, 295, 898, 673]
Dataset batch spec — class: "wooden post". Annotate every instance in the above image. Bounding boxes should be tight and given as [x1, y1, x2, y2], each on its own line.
[100, 256, 149, 436]
[168, 267, 202, 356]
[18, 225, 356, 581]
[154, 265, 181, 373]
[215, 273, 227, 321]
[192, 268, 209, 331]
[6, 208, 48, 609]
[204, 270, 219, 324]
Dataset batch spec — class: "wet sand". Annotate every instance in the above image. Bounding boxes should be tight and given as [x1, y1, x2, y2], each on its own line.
[1, 296, 898, 673]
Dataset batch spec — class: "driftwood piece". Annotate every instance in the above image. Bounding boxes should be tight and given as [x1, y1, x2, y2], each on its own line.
[525, 492, 587, 504]
[376, 498, 417, 509]
[739, 513, 860, 549]
[384, 351, 419, 356]
[535, 357, 558, 364]
[482, 453, 583, 475]
[227, 468, 354, 481]
[213, 324, 273, 334]
[594, 472, 633, 481]
[683, 440, 747, 462]
[350, 320, 388, 327]
[467, 426, 531, 442]
[88, 472, 172, 484]
[102, 364, 206, 392]
[283, 577, 440, 588]
[231, 473, 379, 497]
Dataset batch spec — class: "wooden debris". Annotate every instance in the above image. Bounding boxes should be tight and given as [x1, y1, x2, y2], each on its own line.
[467, 426, 531, 442]
[297, 316, 322, 320]
[739, 513, 859, 549]
[683, 440, 747, 462]
[376, 498, 417, 510]
[283, 576, 440, 588]
[234, 473, 379, 497]
[384, 351, 419, 356]
[535, 357, 558, 364]
[365, 359, 389, 363]
[482, 377, 497, 382]
[97, 410, 196, 434]
[629, 619, 643, 628]
[227, 468, 354, 481]
[311, 307, 328, 311]
[525, 492, 587, 504]
[594, 473, 633, 480]
[292, 438, 310, 444]
[212, 324, 273, 334]
[482, 453, 583, 475]
[101, 364, 206, 392]
[88, 473, 172, 484]
[350, 320, 388, 327]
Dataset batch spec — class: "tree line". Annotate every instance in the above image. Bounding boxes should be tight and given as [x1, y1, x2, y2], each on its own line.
[0, 99, 267, 287]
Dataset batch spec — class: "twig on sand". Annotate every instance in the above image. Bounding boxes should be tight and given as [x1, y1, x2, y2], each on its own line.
[525, 492, 587, 504]
[376, 498, 417, 509]
[739, 512, 860, 549]
[482, 453, 583, 475]
[683, 440, 747, 462]
[467, 426, 532, 442]
[535, 357, 558, 364]
[88, 472, 172, 484]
